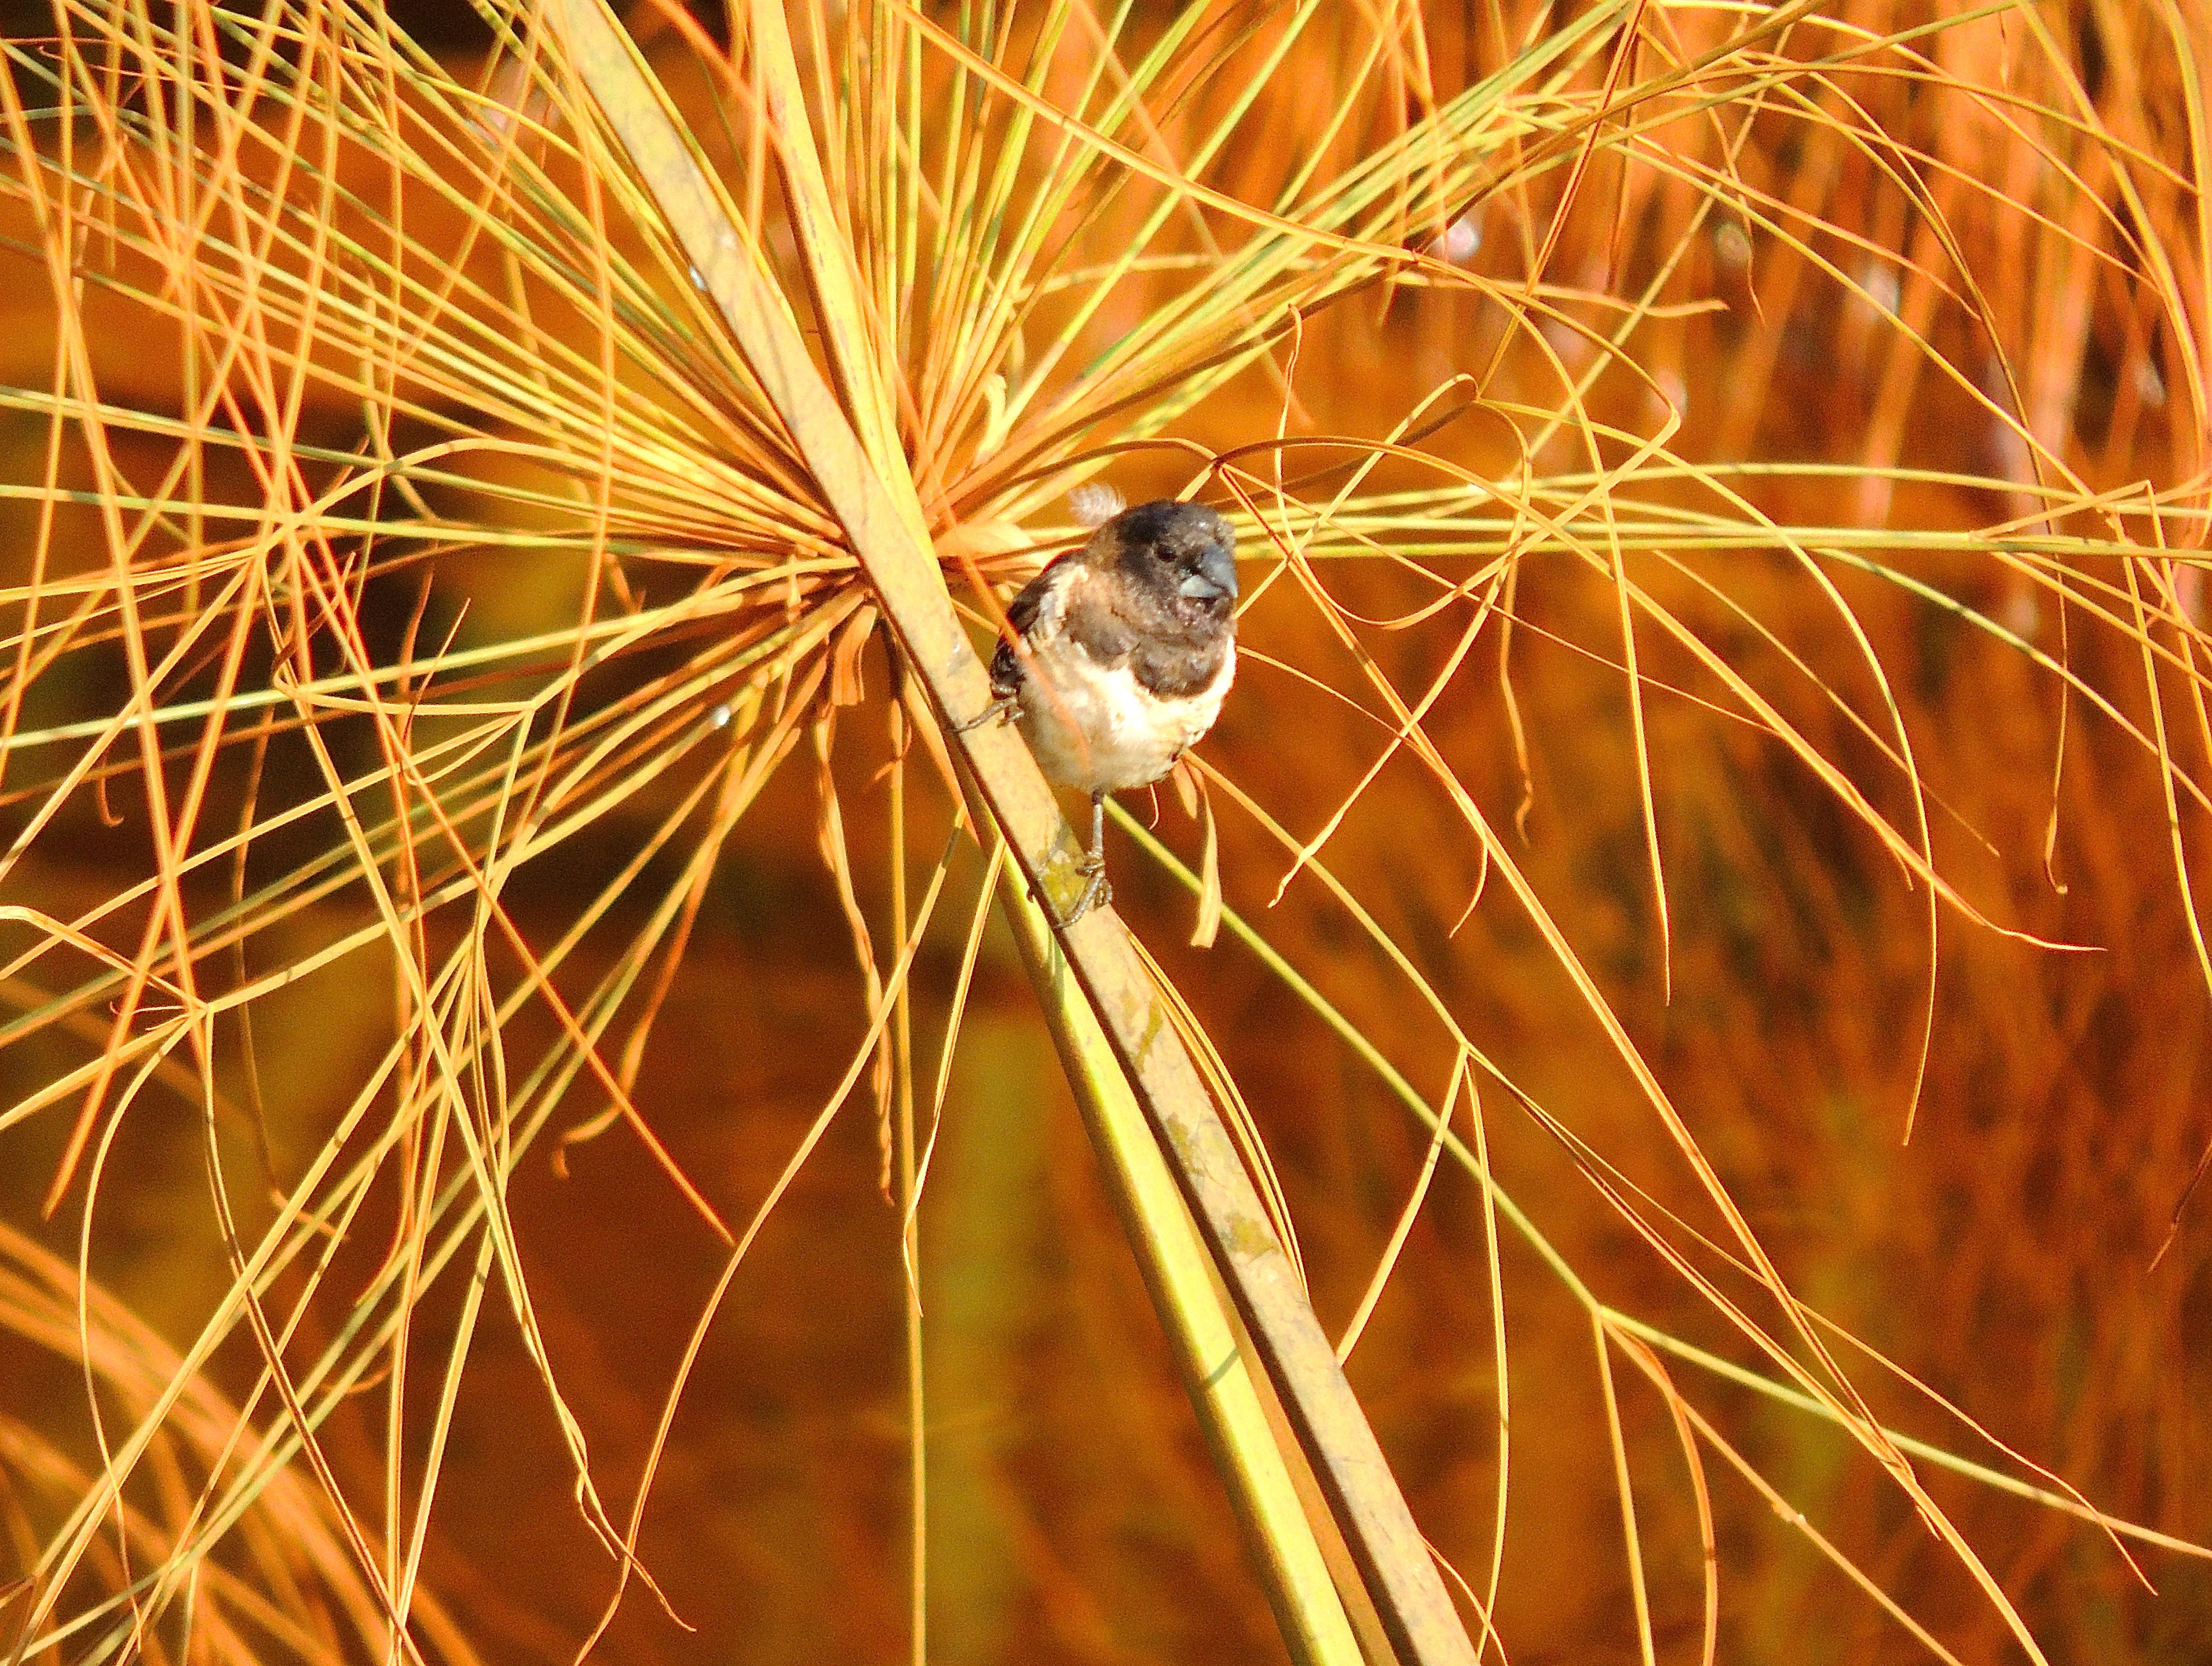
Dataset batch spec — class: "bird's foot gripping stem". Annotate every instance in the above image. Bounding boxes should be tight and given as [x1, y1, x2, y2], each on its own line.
[953, 693, 1018, 735]
[1066, 856, 1112, 924]
[1061, 791, 1113, 924]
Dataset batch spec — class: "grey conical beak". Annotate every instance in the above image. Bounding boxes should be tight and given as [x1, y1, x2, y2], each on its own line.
[1179, 541, 1238, 601]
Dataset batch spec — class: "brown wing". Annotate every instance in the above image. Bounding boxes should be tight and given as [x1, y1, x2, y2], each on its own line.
[1058, 567, 1138, 665]
[991, 558, 1144, 699]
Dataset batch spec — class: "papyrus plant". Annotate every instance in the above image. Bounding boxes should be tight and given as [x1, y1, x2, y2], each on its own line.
[0, 2, 2206, 1663]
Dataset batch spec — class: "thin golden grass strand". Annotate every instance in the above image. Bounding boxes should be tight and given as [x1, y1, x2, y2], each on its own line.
[1334, 1049, 1465, 1365]
[573, 814, 965, 1660]
[1592, 1315, 1659, 1666]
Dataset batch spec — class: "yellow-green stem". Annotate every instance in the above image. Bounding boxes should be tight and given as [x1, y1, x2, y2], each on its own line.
[889, 698, 926, 1666]
[989, 847, 1362, 1666]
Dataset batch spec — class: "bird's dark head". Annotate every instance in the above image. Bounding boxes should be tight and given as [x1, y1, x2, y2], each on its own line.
[1097, 499, 1238, 616]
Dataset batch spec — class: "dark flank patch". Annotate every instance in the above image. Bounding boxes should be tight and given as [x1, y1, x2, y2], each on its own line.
[988, 635, 1022, 701]
[989, 578, 1048, 700]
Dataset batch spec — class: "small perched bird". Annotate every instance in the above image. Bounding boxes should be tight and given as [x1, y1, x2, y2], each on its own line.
[971, 498, 1238, 921]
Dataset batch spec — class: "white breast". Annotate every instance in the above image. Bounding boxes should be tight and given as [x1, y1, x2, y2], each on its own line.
[1011, 569, 1234, 794]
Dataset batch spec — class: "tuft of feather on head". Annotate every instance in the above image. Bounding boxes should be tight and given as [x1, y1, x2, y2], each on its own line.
[1067, 482, 1126, 529]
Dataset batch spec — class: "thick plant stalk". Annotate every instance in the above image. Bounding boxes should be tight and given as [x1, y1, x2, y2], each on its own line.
[985, 845, 1365, 1665]
[547, 5, 1477, 1662]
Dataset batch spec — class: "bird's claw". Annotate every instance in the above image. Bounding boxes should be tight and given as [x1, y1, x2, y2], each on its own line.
[953, 695, 1017, 735]
[1058, 790, 1114, 924]
[1063, 855, 1112, 924]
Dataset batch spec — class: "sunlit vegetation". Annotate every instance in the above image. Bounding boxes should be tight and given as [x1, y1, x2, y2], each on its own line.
[0, 2, 2207, 1662]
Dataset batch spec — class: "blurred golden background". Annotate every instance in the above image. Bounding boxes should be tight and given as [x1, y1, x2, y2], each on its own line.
[0, 2, 2207, 1664]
